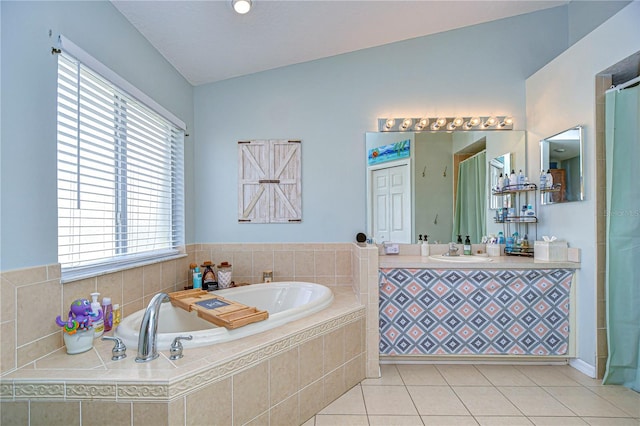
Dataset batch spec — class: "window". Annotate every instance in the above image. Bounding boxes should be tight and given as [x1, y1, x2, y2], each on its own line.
[56, 43, 184, 281]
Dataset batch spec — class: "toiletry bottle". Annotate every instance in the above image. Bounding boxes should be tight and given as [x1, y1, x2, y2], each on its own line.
[546, 169, 554, 188]
[503, 173, 510, 190]
[464, 236, 471, 255]
[457, 234, 463, 244]
[112, 303, 121, 327]
[90, 292, 104, 338]
[510, 170, 516, 189]
[421, 235, 429, 257]
[521, 204, 527, 220]
[526, 204, 536, 220]
[497, 173, 504, 192]
[539, 170, 546, 189]
[518, 170, 524, 190]
[193, 267, 202, 289]
[498, 231, 505, 244]
[102, 297, 113, 332]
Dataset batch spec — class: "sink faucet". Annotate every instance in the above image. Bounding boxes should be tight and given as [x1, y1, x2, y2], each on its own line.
[444, 242, 460, 257]
[135, 292, 169, 363]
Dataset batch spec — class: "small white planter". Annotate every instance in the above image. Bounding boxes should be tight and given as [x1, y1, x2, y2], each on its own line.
[63, 328, 94, 354]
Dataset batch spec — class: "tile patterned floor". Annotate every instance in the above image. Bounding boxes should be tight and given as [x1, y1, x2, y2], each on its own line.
[303, 365, 640, 426]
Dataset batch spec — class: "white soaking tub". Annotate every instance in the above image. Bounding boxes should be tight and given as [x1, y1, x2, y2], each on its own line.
[115, 281, 334, 350]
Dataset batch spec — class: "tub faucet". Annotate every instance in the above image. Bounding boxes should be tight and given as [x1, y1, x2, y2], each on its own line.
[444, 242, 460, 257]
[135, 292, 170, 363]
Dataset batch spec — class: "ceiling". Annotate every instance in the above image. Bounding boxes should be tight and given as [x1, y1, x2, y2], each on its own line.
[111, 0, 568, 86]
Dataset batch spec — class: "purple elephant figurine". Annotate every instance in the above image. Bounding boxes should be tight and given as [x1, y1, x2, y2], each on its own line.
[55, 298, 103, 334]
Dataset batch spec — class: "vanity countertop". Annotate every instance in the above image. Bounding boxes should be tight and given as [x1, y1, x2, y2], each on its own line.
[379, 255, 580, 269]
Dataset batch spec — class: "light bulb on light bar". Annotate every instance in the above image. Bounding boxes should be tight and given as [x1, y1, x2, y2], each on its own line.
[384, 118, 396, 130]
[232, 0, 252, 14]
[446, 122, 456, 131]
[464, 117, 481, 129]
[400, 118, 413, 131]
[414, 118, 429, 130]
[483, 116, 498, 128]
[453, 117, 464, 127]
[436, 117, 447, 127]
[498, 116, 514, 127]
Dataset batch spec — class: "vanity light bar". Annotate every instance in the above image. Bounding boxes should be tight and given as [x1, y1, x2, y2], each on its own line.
[378, 116, 513, 132]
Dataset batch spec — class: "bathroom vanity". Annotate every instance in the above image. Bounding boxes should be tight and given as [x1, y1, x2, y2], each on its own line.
[378, 253, 579, 358]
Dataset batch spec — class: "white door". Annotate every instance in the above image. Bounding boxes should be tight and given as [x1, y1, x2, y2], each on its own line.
[372, 165, 411, 243]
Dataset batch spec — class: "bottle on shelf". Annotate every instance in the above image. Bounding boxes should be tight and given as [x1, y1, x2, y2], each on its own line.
[517, 170, 525, 189]
[540, 170, 547, 189]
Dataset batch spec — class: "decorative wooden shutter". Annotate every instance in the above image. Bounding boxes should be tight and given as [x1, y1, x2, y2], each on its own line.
[238, 139, 301, 223]
[238, 140, 270, 223]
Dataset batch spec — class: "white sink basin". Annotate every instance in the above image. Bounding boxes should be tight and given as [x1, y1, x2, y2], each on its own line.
[428, 254, 493, 263]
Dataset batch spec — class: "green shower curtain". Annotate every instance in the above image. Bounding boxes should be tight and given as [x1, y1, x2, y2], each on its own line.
[603, 84, 640, 391]
[453, 151, 486, 243]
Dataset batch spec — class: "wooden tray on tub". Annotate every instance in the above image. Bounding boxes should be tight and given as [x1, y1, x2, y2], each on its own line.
[168, 289, 268, 330]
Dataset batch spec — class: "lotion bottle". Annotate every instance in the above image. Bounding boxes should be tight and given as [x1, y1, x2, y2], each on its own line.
[540, 170, 547, 189]
[193, 267, 202, 289]
[497, 173, 504, 192]
[464, 236, 472, 255]
[510, 170, 516, 189]
[421, 235, 430, 257]
[90, 292, 104, 338]
[102, 297, 113, 332]
[517, 170, 524, 189]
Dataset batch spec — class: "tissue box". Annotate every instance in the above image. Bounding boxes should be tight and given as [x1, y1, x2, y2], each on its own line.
[486, 244, 504, 257]
[534, 241, 568, 261]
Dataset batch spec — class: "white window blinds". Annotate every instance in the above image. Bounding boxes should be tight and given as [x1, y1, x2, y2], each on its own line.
[57, 51, 184, 281]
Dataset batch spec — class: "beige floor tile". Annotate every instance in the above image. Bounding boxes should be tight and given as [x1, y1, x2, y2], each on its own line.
[586, 385, 640, 418]
[362, 385, 418, 416]
[453, 386, 521, 416]
[544, 386, 631, 417]
[529, 417, 588, 425]
[361, 364, 404, 386]
[516, 366, 582, 386]
[319, 385, 366, 415]
[421, 415, 479, 425]
[301, 417, 315, 426]
[582, 418, 640, 426]
[475, 416, 534, 425]
[476, 365, 536, 386]
[437, 365, 491, 386]
[369, 415, 425, 425]
[397, 364, 447, 386]
[557, 365, 604, 387]
[499, 386, 575, 416]
[314, 414, 369, 425]
[406, 385, 469, 416]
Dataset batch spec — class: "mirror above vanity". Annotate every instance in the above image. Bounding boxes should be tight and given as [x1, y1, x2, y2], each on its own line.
[539, 125, 584, 204]
[366, 130, 526, 245]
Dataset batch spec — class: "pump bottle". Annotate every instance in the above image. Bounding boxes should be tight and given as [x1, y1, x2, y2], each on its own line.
[464, 236, 472, 255]
[421, 235, 429, 257]
[102, 297, 113, 332]
[90, 292, 104, 338]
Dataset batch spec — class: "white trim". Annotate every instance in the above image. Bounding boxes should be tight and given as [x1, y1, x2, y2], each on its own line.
[58, 35, 186, 130]
[569, 358, 597, 378]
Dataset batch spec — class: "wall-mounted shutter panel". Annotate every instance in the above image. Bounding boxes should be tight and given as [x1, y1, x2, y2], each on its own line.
[238, 140, 270, 223]
[238, 139, 301, 223]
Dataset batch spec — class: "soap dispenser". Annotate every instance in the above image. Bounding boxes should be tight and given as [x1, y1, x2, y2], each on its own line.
[464, 236, 472, 255]
[421, 235, 429, 257]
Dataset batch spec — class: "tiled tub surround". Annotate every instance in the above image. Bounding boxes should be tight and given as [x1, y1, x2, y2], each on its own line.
[0, 243, 368, 375]
[379, 268, 575, 356]
[0, 288, 365, 425]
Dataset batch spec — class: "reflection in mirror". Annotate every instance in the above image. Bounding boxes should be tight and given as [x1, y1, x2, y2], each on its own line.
[365, 131, 526, 244]
[489, 153, 511, 209]
[540, 126, 584, 204]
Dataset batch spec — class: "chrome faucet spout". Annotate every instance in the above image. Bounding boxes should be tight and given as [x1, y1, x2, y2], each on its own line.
[135, 292, 170, 363]
[445, 242, 460, 257]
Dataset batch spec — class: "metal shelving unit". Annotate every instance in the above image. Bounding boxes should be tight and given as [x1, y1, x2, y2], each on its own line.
[492, 184, 538, 257]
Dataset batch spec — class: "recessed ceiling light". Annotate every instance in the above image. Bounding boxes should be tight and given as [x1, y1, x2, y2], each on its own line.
[554, 148, 566, 153]
[232, 0, 252, 14]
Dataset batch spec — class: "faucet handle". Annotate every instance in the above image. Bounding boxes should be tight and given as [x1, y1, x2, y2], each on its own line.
[169, 335, 193, 360]
[102, 336, 127, 361]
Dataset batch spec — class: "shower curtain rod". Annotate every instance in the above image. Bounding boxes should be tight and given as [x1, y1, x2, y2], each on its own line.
[459, 149, 487, 163]
[606, 74, 640, 93]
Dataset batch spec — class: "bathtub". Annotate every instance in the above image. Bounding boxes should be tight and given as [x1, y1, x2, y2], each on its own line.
[115, 281, 334, 350]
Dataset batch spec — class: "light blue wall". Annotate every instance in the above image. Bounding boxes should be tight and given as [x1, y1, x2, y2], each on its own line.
[526, 1, 640, 374]
[193, 7, 569, 243]
[567, 0, 631, 46]
[0, 1, 194, 271]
